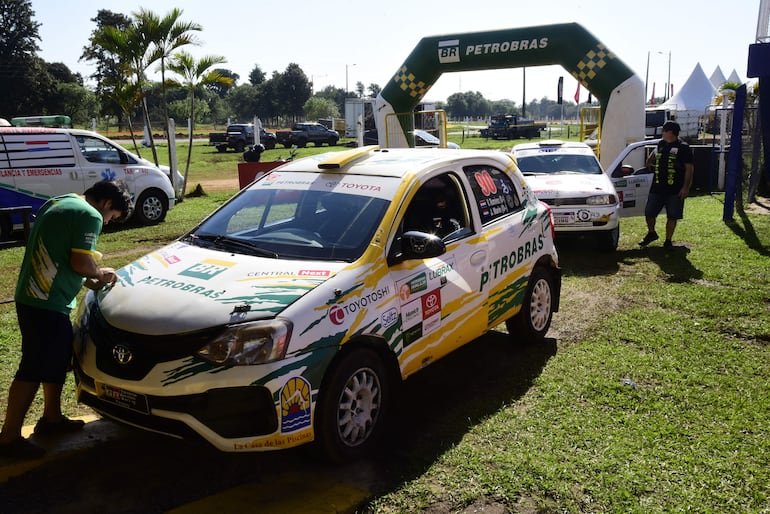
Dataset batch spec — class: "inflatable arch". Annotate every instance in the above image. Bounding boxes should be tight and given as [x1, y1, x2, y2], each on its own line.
[374, 23, 645, 168]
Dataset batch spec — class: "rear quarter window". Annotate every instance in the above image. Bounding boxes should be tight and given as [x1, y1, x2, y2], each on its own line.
[463, 165, 523, 225]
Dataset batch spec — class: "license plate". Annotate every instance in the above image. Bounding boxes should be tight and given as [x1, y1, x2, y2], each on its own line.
[553, 214, 575, 225]
[96, 382, 149, 414]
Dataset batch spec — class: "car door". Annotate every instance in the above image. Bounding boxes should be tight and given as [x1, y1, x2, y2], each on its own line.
[461, 163, 538, 328]
[72, 133, 127, 189]
[387, 169, 487, 378]
[609, 142, 656, 218]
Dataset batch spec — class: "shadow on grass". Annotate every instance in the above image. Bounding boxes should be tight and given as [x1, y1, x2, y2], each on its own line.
[375, 331, 557, 484]
[725, 208, 770, 257]
[556, 238, 704, 283]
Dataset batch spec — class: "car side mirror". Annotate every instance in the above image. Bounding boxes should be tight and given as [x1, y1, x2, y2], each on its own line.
[388, 231, 446, 265]
[611, 164, 634, 178]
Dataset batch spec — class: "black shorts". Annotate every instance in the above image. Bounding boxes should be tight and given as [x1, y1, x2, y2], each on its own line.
[645, 190, 685, 220]
[15, 303, 74, 385]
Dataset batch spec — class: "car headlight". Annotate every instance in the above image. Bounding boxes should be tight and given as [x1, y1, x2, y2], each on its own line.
[197, 319, 292, 366]
[586, 194, 617, 205]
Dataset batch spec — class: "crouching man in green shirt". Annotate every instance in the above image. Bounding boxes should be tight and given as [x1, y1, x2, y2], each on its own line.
[0, 180, 131, 459]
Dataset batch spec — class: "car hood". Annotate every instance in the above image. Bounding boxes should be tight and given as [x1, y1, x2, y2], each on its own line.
[525, 173, 614, 198]
[97, 241, 345, 335]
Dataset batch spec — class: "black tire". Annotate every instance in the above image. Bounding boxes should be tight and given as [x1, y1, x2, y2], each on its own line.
[597, 225, 619, 252]
[263, 139, 276, 150]
[328, 137, 338, 146]
[505, 266, 555, 344]
[314, 348, 391, 462]
[133, 188, 168, 225]
[233, 141, 245, 153]
[282, 142, 292, 149]
[295, 137, 307, 148]
[216, 144, 227, 153]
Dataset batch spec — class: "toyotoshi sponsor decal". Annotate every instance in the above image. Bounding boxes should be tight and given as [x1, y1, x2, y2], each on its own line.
[328, 285, 392, 326]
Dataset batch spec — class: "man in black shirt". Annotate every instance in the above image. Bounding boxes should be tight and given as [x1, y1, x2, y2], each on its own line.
[639, 121, 694, 250]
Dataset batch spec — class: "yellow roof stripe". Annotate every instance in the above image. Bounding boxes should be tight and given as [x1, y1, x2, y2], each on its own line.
[317, 145, 378, 169]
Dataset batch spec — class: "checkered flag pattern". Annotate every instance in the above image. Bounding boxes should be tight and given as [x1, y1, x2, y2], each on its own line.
[393, 66, 430, 98]
[573, 44, 616, 87]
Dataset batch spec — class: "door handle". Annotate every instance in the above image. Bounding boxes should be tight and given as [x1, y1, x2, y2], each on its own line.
[470, 250, 487, 267]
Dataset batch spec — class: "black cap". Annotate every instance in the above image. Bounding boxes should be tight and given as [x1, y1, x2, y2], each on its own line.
[662, 121, 680, 135]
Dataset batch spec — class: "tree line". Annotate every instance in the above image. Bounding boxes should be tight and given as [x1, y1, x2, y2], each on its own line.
[1, 0, 599, 137]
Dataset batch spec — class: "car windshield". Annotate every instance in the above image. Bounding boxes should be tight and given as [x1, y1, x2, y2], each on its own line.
[415, 130, 439, 145]
[516, 153, 603, 175]
[186, 175, 391, 262]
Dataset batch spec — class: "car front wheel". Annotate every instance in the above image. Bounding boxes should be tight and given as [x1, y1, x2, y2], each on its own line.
[133, 188, 168, 225]
[314, 348, 390, 462]
[506, 266, 555, 344]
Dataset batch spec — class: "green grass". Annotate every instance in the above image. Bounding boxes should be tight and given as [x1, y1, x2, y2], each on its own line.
[1, 137, 768, 512]
[364, 197, 770, 513]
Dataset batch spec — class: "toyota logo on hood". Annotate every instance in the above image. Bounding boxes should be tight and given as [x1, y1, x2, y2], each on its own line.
[112, 345, 134, 365]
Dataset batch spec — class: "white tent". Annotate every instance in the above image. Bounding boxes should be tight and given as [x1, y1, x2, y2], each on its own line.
[710, 66, 727, 89]
[657, 63, 716, 138]
[726, 69, 743, 84]
[661, 63, 716, 111]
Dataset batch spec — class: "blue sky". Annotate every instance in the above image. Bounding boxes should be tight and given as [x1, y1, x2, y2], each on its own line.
[31, 0, 758, 104]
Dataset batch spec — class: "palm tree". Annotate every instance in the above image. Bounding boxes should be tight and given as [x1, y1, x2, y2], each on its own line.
[93, 23, 159, 165]
[110, 77, 144, 156]
[167, 51, 232, 200]
[135, 8, 201, 167]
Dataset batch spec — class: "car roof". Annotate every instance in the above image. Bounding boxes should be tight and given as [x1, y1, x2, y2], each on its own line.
[512, 139, 597, 157]
[276, 146, 517, 179]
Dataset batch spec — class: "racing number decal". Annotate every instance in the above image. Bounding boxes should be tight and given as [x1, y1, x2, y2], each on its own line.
[474, 170, 498, 196]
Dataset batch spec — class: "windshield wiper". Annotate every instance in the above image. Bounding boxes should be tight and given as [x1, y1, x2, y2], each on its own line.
[185, 234, 278, 258]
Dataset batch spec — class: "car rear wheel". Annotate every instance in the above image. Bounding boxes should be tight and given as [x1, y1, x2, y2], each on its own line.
[314, 348, 390, 462]
[216, 144, 227, 152]
[506, 266, 555, 344]
[263, 139, 276, 150]
[133, 188, 168, 225]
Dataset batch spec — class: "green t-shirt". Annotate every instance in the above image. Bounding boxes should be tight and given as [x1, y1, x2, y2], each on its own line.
[15, 194, 103, 314]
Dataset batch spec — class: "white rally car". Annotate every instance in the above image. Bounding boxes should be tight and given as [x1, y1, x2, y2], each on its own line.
[73, 146, 561, 461]
[512, 140, 621, 251]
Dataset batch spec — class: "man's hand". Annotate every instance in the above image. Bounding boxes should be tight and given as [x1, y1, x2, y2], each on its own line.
[84, 268, 117, 290]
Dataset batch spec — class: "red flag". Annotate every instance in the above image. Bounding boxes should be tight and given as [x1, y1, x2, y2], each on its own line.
[574, 82, 581, 103]
[650, 82, 656, 105]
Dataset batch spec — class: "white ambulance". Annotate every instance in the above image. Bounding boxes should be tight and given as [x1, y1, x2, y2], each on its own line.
[0, 125, 181, 238]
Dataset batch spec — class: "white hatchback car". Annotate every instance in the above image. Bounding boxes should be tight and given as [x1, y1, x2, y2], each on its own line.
[73, 146, 561, 461]
[512, 140, 620, 251]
